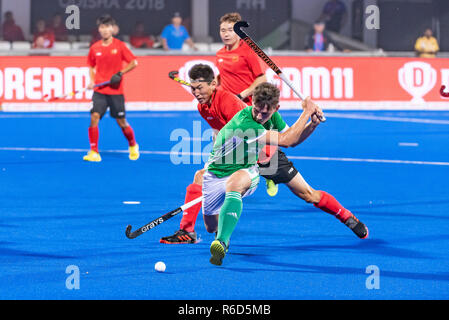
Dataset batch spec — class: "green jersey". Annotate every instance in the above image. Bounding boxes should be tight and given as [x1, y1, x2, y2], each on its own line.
[206, 106, 288, 178]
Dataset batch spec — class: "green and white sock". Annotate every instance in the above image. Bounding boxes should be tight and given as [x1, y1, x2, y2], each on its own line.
[217, 191, 243, 246]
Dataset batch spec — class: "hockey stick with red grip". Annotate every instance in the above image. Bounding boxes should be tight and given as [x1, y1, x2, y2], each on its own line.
[233, 21, 326, 122]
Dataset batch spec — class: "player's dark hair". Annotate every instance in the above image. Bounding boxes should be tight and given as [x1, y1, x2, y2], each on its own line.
[189, 64, 215, 83]
[97, 14, 116, 27]
[253, 83, 280, 110]
[220, 12, 242, 24]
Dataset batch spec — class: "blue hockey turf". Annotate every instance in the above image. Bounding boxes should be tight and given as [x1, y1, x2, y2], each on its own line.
[0, 110, 448, 299]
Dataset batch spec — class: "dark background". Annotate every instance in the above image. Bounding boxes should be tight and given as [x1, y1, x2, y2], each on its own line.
[30, 0, 192, 37]
[23, 0, 449, 51]
[209, 0, 291, 42]
[378, 0, 449, 51]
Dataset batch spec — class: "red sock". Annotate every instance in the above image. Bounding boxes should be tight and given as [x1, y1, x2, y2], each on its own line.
[122, 126, 136, 147]
[314, 191, 352, 223]
[180, 183, 203, 232]
[88, 126, 99, 153]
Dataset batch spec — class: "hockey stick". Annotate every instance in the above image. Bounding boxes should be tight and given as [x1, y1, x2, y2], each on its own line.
[43, 80, 111, 102]
[233, 21, 326, 122]
[168, 70, 191, 87]
[168, 71, 219, 88]
[125, 196, 203, 239]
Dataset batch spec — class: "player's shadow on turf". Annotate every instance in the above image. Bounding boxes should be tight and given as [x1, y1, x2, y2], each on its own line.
[0, 223, 19, 228]
[98, 152, 128, 159]
[227, 248, 449, 282]
[225, 259, 449, 282]
[0, 247, 76, 259]
[354, 209, 449, 221]
[231, 238, 435, 260]
[228, 252, 260, 258]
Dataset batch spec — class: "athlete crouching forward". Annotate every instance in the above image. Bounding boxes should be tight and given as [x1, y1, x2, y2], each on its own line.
[204, 83, 369, 266]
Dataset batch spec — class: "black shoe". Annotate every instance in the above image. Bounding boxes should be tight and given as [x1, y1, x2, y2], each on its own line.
[160, 229, 197, 244]
[345, 215, 369, 239]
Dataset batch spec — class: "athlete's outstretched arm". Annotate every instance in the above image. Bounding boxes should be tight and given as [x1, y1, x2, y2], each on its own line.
[265, 97, 319, 148]
[294, 113, 321, 145]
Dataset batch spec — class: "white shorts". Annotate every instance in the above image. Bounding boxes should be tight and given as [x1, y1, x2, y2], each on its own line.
[202, 166, 260, 216]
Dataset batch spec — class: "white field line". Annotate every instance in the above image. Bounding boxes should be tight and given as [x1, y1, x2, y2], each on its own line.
[322, 112, 449, 125]
[0, 147, 448, 166]
[398, 142, 419, 147]
[1, 112, 449, 125]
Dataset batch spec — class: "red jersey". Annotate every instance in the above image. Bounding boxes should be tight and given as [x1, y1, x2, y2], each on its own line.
[32, 30, 55, 48]
[216, 40, 265, 105]
[198, 88, 247, 131]
[50, 23, 68, 41]
[2, 21, 25, 41]
[87, 38, 136, 95]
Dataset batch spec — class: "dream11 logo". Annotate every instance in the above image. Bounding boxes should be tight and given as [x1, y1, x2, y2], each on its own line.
[398, 61, 437, 103]
[399, 61, 449, 102]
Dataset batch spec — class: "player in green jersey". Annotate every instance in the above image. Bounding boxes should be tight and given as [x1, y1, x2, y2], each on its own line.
[204, 83, 368, 266]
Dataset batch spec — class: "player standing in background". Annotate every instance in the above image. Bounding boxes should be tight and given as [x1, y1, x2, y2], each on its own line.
[216, 12, 266, 105]
[83, 15, 139, 162]
[215, 12, 279, 196]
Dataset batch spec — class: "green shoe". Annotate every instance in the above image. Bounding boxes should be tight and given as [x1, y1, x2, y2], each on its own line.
[266, 179, 278, 197]
[210, 240, 227, 266]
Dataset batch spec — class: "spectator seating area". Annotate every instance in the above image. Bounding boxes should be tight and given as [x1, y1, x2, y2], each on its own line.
[0, 36, 223, 52]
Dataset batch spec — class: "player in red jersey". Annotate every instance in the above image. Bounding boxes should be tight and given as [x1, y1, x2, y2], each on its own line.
[216, 12, 266, 106]
[216, 12, 279, 196]
[83, 15, 139, 162]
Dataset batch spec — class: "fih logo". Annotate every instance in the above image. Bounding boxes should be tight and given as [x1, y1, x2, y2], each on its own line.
[398, 61, 437, 103]
[178, 60, 219, 94]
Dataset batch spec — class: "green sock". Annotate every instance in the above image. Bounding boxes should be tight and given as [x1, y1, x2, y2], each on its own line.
[217, 191, 243, 246]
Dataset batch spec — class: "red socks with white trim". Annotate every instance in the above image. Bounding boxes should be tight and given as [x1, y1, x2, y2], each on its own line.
[314, 190, 352, 223]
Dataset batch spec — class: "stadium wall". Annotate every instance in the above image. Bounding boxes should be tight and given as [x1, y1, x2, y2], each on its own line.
[0, 55, 448, 111]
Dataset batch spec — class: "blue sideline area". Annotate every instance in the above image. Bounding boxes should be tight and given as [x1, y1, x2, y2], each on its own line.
[0, 110, 448, 299]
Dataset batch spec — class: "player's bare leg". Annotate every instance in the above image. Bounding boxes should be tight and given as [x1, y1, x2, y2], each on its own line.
[83, 112, 102, 162]
[286, 172, 368, 239]
[160, 169, 205, 244]
[116, 118, 139, 160]
[203, 214, 219, 234]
